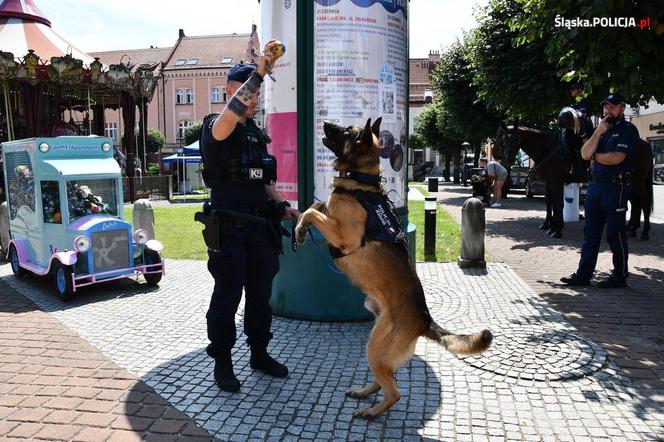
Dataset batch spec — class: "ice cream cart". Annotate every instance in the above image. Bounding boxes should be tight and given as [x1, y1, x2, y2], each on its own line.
[1, 136, 164, 300]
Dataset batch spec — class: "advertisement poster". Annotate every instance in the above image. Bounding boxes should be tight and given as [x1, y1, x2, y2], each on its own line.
[313, 0, 408, 207]
[262, 0, 299, 205]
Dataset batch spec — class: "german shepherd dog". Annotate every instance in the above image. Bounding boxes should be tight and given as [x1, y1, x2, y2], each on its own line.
[295, 118, 493, 419]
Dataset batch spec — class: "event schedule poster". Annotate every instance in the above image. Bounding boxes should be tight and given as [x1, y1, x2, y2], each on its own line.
[262, 0, 299, 205]
[313, 0, 408, 208]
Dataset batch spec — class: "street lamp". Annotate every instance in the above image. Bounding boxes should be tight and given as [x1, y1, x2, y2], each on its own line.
[461, 141, 470, 187]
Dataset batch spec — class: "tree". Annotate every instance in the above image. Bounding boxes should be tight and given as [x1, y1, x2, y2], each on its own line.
[147, 129, 165, 153]
[512, 0, 664, 107]
[468, 0, 568, 125]
[184, 121, 203, 146]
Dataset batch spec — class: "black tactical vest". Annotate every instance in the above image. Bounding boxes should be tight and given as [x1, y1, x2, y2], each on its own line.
[200, 114, 276, 188]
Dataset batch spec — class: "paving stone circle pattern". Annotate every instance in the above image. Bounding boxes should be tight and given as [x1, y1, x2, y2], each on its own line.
[2, 260, 663, 441]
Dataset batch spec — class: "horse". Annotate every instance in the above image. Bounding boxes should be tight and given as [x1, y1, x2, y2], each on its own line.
[495, 121, 654, 240]
[495, 124, 569, 238]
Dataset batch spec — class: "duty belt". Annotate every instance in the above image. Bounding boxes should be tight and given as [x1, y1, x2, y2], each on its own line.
[590, 172, 631, 184]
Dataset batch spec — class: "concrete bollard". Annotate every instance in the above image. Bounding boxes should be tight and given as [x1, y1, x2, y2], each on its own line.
[458, 197, 486, 268]
[0, 202, 10, 258]
[132, 199, 156, 240]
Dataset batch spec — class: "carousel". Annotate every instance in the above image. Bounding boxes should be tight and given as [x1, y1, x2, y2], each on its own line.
[0, 0, 160, 197]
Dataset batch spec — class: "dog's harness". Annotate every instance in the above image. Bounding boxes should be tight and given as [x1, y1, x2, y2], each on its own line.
[327, 173, 407, 259]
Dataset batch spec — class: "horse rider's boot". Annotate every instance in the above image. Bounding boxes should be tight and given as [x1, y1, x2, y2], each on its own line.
[250, 346, 288, 378]
[214, 353, 241, 392]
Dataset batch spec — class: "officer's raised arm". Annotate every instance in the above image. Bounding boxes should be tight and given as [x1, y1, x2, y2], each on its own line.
[211, 40, 283, 141]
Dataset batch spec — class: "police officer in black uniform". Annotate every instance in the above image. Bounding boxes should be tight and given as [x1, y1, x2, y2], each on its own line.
[561, 94, 638, 288]
[199, 40, 299, 392]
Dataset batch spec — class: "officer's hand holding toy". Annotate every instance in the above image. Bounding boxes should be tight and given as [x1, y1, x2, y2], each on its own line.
[258, 39, 286, 82]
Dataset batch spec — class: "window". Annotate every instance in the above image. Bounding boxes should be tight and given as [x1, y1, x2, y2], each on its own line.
[104, 122, 118, 141]
[186, 58, 198, 65]
[41, 181, 61, 224]
[66, 179, 118, 222]
[223, 91, 227, 102]
[221, 56, 233, 64]
[176, 88, 185, 104]
[211, 87, 221, 103]
[178, 120, 191, 141]
[175, 59, 186, 66]
[186, 88, 194, 104]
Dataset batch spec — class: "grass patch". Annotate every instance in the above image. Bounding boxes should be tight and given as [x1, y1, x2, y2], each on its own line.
[125, 205, 207, 260]
[124, 200, 461, 263]
[408, 200, 461, 262]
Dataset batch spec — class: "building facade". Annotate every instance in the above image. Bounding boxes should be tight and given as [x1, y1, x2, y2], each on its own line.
[630, 100, 664, 183]
[408, 50, 441, 168]
[91, 29, 252, 153]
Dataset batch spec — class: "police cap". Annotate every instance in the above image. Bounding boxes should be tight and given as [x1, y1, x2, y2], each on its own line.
[227, 63, 257, 83]
[600, 93, 625, 106]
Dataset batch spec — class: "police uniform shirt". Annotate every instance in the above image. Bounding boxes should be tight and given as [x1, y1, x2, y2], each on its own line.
[592, 119, 638, 177]
[200, 116, 268, 208]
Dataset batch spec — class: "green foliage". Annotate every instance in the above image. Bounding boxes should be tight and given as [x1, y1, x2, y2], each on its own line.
[409, 200, 462, 262]
[135, 128, 165, 154]
[429, 39, 502, 145]
[184, 121, 203, 146]
[512, 0, 664, 106]
[468, 0, 568, 125]
[147, 163, 160, 176]
[413, 101, 462, 156]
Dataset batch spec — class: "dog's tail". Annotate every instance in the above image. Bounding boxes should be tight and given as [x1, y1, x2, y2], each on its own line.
[423, 321, 493, 355]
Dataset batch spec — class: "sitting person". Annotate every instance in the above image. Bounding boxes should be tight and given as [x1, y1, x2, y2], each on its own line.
[479, 156, 507, 208]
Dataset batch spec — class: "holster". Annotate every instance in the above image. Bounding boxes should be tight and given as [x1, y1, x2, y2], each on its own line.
[195, 206, 227, 251]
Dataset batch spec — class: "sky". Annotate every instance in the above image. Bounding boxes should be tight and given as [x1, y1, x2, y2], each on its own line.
[38, 0, 487, 57]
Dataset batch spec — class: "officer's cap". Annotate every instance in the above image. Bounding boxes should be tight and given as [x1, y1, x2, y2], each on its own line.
[228, 63, 257, 83]
[600, 94, 625, 106]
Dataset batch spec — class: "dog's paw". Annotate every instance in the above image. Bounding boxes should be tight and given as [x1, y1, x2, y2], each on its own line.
[352, 407, 377, 420]
[346, 388, 365, 399]
[295, 224, 309, 245]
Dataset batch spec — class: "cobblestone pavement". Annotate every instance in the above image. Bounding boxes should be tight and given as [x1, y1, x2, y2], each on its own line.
[0, 279, 213, 441]
[2, 259, 663, 440]
[434, 182, 664, 403]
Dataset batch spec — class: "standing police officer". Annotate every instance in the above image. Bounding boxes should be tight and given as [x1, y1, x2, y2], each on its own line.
[561, 94, 638, 288]
[199, 40, 299, 392]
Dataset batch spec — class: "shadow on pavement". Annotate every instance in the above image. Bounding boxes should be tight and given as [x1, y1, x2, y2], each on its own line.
[0, 262, 159, 313]
[131, 331, 443, 440]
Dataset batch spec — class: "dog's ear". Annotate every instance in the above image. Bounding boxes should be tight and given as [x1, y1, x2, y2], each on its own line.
[361, 118, 373, 147]
[371, 117, 382, 137]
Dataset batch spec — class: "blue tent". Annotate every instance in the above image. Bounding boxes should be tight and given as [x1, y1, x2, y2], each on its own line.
[161, 140, 202, 164]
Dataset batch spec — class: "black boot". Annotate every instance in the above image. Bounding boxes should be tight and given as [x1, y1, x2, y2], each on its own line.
[250, 347, 288, 378]
[214, 354, 240, 392]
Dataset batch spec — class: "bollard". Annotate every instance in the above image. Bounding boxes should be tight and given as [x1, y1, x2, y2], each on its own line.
[428, 177, 439, 193]
[458, 197, 486, 268]
[424, 196, 437, 257]
[132, 199, 156, 240]
[0, 202, 10, 258]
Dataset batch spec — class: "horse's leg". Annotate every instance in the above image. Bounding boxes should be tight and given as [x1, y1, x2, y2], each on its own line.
[626, 192, 640, 237]
[550, 182, 564, 238]
[540, 182, 552, 230]
[642, 188, 651, 241]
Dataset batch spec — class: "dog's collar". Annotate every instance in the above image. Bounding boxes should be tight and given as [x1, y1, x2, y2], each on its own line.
[342, 171, 382, 188]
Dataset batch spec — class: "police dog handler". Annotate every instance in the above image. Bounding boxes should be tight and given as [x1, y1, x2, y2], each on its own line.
[199, 40, 299, 392]
[561, 94, 638, 289]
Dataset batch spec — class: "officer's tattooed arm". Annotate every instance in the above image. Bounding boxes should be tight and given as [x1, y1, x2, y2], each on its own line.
[211, 40, 283, 142]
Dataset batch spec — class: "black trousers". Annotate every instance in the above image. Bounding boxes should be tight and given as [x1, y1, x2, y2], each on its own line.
[206, 224, 279, 359]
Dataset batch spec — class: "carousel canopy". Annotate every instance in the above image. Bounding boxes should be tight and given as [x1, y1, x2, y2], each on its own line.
[0, 0, 92, 64]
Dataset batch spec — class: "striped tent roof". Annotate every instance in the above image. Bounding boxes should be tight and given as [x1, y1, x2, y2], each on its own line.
[0, 0, 93, 64]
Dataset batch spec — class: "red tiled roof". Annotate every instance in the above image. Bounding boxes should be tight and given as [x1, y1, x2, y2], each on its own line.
[164, 33, 251, 70]
[90, 47, 172, 67]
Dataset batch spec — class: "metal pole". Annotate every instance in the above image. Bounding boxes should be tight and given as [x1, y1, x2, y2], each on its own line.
[424, 196, 437, 257]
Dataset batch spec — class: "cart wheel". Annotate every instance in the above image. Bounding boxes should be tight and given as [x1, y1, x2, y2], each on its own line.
[9, 244, 29, 279]
[143, 250, 162, 286]
[53, 261, 75, 302]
